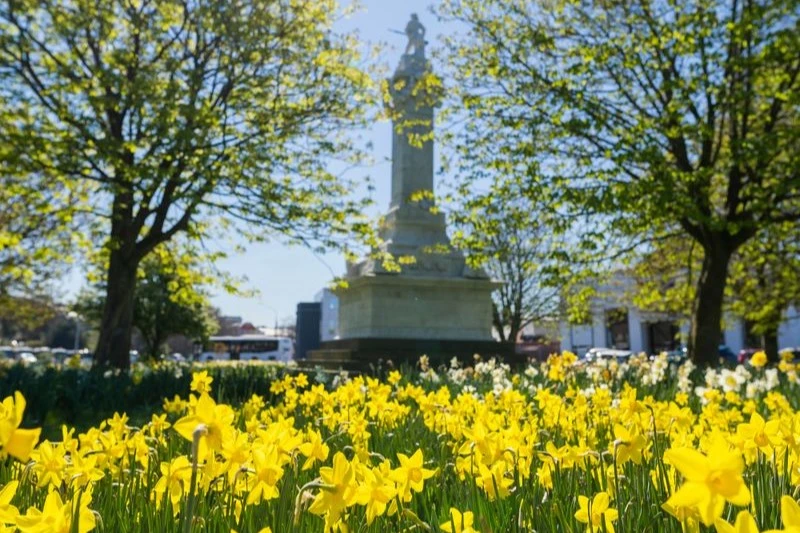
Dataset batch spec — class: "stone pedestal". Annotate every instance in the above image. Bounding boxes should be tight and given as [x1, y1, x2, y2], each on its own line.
[307, 337, 517, 371]
[337, 275, 499, 340]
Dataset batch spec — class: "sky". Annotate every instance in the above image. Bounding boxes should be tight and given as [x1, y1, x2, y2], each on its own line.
[206, 0, 449, 328]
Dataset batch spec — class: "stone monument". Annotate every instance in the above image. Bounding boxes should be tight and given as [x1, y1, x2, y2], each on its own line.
[312, 15, 510, 366]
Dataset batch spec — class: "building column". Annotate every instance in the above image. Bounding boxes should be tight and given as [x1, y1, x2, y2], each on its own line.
[628, 308, 643, 353]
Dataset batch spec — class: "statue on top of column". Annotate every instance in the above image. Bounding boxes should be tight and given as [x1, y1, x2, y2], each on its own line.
[404, 14, 426, 58]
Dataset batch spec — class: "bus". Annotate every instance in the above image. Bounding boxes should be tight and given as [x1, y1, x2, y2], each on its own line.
[198, 335, 294, 362]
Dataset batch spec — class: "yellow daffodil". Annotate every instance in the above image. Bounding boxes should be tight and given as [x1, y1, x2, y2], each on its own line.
[664, 439, 750, 526]
[107, 412, 129, 439]
[299, 429, 329, 471]
[475, 461, 513, 500]
[391, 449, 436, 501]
[152, 455, 192, 514]
[354, 466, 396, 524]
[613, 423, 647, 465]
[0, 481, 19, 525]
[715, 510, 760, 533]
[441, 507, 478, 533]
[750, 351, 768, 368]
[163, 394, 187, 415]
[31, 440, 67, 490]
[575, 492, 618, 533]
[736, 412, 781, 455]
[174, 393, 235, 458]
[16, 490, 95, 533]
[149, 413, 171, 437]
[295, 373, 309, 388]
[0, 392, 41, 462]
[308, 452, 358, 529]
[246, 445, 284, 505]
[190, 371, 214, 394]
[67, 450, 104, 489]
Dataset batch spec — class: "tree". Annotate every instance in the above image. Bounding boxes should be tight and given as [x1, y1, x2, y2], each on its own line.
[0, 296, 58, 343]
[629, 236, 697, 323]
[131, 250, 218, 361]
[0, 166, 80, 303]
[631, 225, 800, 363]
[439, 0, 800, 365]
[452, 177, 560, 343]
[0, 0, 377, 368]
[77, 242, 220, 361]
[728, 223, 800, 362]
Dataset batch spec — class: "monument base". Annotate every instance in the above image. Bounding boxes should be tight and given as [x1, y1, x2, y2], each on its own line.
[306, 337, 518, 372]
[335, 275, 499, 341]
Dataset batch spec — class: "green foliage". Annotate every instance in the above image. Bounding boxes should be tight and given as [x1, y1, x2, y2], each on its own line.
[0, 0, 381, 367]
[630, 236, 699, 319]
[728, 223, 800, 338]
[450, 175, 561, 342]
[0, 171, 82, 299]
[0, 296, 60, 343]
[437, 0, 800, 363]
[0, 361, 288, 440]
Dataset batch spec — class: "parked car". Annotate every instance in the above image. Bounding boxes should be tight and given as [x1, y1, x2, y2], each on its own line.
[656, 347, 687, 365]
[583, 347, 633, 362]
[717, 344, 737, 364]
[516, 335, 561, 362]
[16, 352, 37, 365]
[167, 352, 187, 363]
[737, 347, 761, 364]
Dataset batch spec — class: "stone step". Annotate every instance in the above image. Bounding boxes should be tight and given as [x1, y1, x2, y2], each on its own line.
[295, 358, 363, 373]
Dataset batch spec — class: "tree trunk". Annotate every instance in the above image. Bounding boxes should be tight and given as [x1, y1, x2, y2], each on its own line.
[94, 249, 139, 369]
[689, 240, 733, 366]
[140, 331, 164, 362]
[492, 303, 508, 342]
[148, 328, 167, 362]
[763, 325, 779, 364]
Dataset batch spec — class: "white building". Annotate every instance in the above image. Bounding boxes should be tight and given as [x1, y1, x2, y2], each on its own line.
[315, 288, 340, 342]
[559, 274, 800, 356]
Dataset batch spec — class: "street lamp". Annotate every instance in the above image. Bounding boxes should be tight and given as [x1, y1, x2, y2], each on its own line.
[262, 304, 279, 336]
[66, 311, 81, 352]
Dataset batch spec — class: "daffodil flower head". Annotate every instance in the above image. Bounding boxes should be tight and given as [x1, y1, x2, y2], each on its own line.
[173, 393, 235, 458]
[354, 466, 396, 525]
[0, 481, 19, 525]
[750, 351, 768, 368]
[663, 437, 750, 526]
[762, 495, 800, 533]
[190, 371, 213, 394]
[16, 489, 96, 533]
[391, 449, 436, 501]
[299, 429, 329, 471]
[441, 507, 478, 533]
[715, 510, 760, 533]
[0, 392, 41, 462]
[308, 452, 358, 529]
[575, 492, 618, 533]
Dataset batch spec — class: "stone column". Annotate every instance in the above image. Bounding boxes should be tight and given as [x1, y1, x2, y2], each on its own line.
[389, 59, 435, 210]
